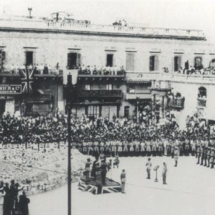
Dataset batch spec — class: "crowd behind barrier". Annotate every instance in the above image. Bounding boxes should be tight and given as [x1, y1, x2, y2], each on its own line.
[1, 111, 215, 151]
[176, 64, 215, 75]
[1, 63, 63, 75]
[77, 65, 125, 75]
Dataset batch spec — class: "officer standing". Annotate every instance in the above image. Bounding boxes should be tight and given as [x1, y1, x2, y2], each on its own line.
[146, 158, 152, 179]
[120, 169, 126, 194]
[85, 158, 92, 184]
[101, 159, 108, 185]
[207, 148, 211, 168]
[196, 145, 202, 165]
[174, 147, 179, 167]
[210, 149, 215, 169]
[113, 156, 120, 168]
[95, 160, 102, 194]
[162, 162, 168, 185]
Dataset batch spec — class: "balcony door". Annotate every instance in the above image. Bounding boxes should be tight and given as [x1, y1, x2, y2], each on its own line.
[67, 52, 81, 69]
[124, 106, 130, 118]
[25, 51, 34, 66]
[0, 99, 5, 116]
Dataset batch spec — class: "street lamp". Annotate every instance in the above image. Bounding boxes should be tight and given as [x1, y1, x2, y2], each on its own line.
[66, 72, 77, 215]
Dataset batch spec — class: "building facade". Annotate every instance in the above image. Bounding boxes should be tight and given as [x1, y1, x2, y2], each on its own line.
[0, 13, 215, 124]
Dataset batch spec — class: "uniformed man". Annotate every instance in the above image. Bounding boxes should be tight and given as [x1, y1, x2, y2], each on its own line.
[207, 148, 211, 168]
[174, 147, 179, 167]
[158, 141, 163, 157]
[146, 158, 152, 179]
[117, 142, 123, 157]
[82, 142, 88, 155]
[140, 142, 145, 157]
[200, 144, 204, 166]
[85, 158, 92, 184]
[210, 149, 215, 169]
[162, 162, 168, 185]
[196, 145, 202, 165]
[146, 141, 151, 157]
[94, 160, 102, 194]
[152, 140, 157, 157]
[120, 169, 126, 194]
[203, 147, 208, 167]
[185, 139, 190, 156]
[101, 159, 108, 185]
[123, 143, 128, 157]
[166, 140, 170, 156]
[113, 157, 120, 168]
[129, 142, 134, 157]
[107, 159, 112, 171]
[112, 142, 117, 157]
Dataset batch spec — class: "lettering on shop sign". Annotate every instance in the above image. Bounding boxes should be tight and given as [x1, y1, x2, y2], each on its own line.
[0, 85, 22, 94]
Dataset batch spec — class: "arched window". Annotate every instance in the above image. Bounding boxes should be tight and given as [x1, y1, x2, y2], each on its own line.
[198, 86, 207, 98]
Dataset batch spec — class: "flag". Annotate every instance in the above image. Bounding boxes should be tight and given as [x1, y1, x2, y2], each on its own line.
[20, 68, 34, 93]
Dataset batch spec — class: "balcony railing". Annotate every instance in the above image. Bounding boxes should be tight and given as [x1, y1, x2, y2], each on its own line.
[0, 16, 205, 40]
[168, 98, 185, 110]
[34, 69, 63, 77]
[78, 69, 125, 77]
[198, 98, 207, 107]
[126, 93, 151, 100]
[25, 94, 52, 104]
[77, 90, 123, 98]
[126, 72, 215, 84]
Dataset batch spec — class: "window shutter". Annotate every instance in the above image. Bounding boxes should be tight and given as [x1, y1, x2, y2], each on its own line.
[178, 56, 182, 69]
[173, 56, 176, 72]
[77, 53, 81, 67]
[126, 52, 135, 71]
[67, 53, 71, 68]
[2, 51, 6, 62]
[155, 55, 159, 71]
[149, 56, 154, 71]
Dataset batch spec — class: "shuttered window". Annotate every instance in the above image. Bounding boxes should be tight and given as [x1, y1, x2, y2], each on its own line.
[149, 55, 159, 71]
[126, 52, 135, 71]
[174, 56, 182, 71]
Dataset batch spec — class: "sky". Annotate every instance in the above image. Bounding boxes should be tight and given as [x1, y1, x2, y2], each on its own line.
[1, 0, 215, 42]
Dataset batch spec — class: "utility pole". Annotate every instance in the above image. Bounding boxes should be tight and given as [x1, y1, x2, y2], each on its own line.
[67, 74, 72, 215]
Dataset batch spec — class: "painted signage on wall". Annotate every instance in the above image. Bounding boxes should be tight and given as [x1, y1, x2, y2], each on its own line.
[0, 85, 22, 94]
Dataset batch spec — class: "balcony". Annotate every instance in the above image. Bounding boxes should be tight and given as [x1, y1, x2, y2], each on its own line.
[126, 93, 151, 100]
[78, 70, 125, 83]
[33, 69, 63, 78]
[0, 71, 21, 77]
[197, 98, 207, 107]
[25, 94, 52, 104]
[77, 90, 123, 98]
[126, 72, 215, 85]
[168, 98, 185, 110]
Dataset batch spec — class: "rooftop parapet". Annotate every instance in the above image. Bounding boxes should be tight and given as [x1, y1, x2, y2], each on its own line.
[0, 15, 206, 40]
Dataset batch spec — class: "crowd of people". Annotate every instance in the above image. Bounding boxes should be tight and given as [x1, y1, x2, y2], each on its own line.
[176, 64, 215, 75]
[0, 112, 67, 144]
[1, 111, 215, 157]
[3, 63, 62, 75]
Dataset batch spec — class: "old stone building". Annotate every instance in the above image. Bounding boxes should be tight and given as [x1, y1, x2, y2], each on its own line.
[0, 12, 214, 123]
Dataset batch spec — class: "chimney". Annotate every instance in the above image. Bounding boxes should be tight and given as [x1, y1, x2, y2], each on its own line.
[28, 8, 32, 18]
